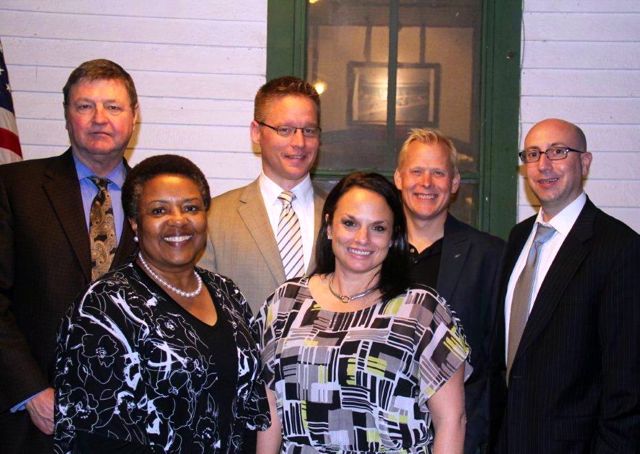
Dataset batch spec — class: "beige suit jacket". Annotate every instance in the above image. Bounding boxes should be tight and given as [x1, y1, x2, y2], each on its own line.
[198, 178, 325, 314]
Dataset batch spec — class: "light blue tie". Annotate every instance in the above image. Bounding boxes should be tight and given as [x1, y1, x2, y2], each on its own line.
[507, 223, 556, 379]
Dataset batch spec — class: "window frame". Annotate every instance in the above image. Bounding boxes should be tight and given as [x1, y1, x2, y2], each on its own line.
[266, 0, 520, 238]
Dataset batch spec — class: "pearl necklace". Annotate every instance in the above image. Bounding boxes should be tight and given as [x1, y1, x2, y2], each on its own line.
[328, 274, 378, 304]
[138, 253, 203, 298]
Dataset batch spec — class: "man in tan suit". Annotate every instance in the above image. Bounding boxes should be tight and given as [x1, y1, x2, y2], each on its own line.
[199, 76, 325, 314]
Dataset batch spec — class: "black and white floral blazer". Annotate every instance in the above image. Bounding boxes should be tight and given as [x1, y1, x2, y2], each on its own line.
[54, 260, 270, 453]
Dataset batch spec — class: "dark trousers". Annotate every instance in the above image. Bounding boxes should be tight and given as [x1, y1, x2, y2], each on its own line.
[0, 410, 53, 454]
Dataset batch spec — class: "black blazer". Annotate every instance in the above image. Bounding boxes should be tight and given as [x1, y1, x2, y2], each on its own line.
[0, 149, 136, 453]
[491, 198, 640, 454]
[435, 215, 505, 454]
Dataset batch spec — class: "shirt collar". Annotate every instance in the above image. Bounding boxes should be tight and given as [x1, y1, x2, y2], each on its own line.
[258, 172, 313, 207]
[535, 192, 587, 236]
[73, 154, 126, 189]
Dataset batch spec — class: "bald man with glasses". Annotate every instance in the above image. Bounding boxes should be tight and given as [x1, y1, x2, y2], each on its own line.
[490, 118, 640, 453]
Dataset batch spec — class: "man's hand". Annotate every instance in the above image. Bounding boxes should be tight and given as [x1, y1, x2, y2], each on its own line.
[25, 387, 55, 435]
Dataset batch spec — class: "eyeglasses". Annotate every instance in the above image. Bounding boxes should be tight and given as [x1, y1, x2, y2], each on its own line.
[257, 121, 321, 138]
[519, 146, 585, 163]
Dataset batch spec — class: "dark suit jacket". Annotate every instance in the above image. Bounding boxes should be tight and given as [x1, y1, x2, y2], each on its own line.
[491, 198, 640, 454]
[433, 215, 505, 454]
[0, 149, 136, 453]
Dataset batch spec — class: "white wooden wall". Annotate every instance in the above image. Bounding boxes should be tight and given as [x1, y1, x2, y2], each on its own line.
[3, 1, 639, 231]
[520, 0, 640, 232]
[0, 0, 266, 196]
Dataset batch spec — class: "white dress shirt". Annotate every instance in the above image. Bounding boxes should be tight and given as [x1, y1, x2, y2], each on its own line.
[504, 192, 587, 360]
[259, 172, 316, 273]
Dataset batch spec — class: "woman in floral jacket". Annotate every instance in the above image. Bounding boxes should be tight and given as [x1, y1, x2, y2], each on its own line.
[54, 155, 269, 453]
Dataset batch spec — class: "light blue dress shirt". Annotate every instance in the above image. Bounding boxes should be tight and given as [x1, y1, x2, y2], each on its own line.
[74, 155, 126, 242]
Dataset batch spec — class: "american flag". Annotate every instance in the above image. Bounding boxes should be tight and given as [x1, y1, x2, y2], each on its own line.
[0, 39, 22, 164]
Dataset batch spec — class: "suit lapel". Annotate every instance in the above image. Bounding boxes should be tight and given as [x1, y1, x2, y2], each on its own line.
[502, 219, 535, 297]
[42, 150, 92, 282]
[112, 217, 136, 267]
[111, 159, 136, 268]
[437, 215, 470, 301]
[496, 217, 536, 367]
[516, 201, 596, 360]
[238, 181, 285, 283]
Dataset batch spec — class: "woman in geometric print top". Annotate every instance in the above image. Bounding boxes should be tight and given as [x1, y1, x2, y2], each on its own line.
[54, 155, 270, 453]
[254, 172, 471, 454]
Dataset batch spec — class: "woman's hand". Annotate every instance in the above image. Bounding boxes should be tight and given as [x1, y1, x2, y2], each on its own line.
[428, 367, 466, 454]
[256, 386, 282, 454]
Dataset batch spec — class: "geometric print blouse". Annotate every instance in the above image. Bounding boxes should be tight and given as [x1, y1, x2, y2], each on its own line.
[253, 278, 471, 453]
[54, 261, 270, 454]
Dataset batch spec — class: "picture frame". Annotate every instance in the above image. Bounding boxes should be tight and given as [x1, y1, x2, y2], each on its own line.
[347, 61, 441, 127]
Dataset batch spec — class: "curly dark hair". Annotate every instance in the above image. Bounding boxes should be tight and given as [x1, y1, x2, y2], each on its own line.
[122, 155, 210, 220]
[313, 172, 409, 301]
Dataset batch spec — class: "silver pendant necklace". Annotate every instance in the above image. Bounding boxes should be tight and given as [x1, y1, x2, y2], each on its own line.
[328, 273, 378, 304]
[138, 253, 203, 298]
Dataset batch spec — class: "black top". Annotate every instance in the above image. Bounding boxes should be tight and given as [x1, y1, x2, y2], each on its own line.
[193, 290, 238, 451]
[164, 280, 238, 452]
[408, 238, 444, 289]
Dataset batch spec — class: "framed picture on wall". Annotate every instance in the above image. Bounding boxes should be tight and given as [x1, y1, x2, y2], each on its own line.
[347, 62, 441, 127]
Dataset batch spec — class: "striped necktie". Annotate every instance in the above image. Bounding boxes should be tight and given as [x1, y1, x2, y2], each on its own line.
[89, 176, 117, 281]
[507, 223, 556, 380]
[277, 191, 304, 279]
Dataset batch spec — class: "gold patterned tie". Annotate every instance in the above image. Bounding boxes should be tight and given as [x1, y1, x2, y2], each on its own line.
[89, 176, 117, 281]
